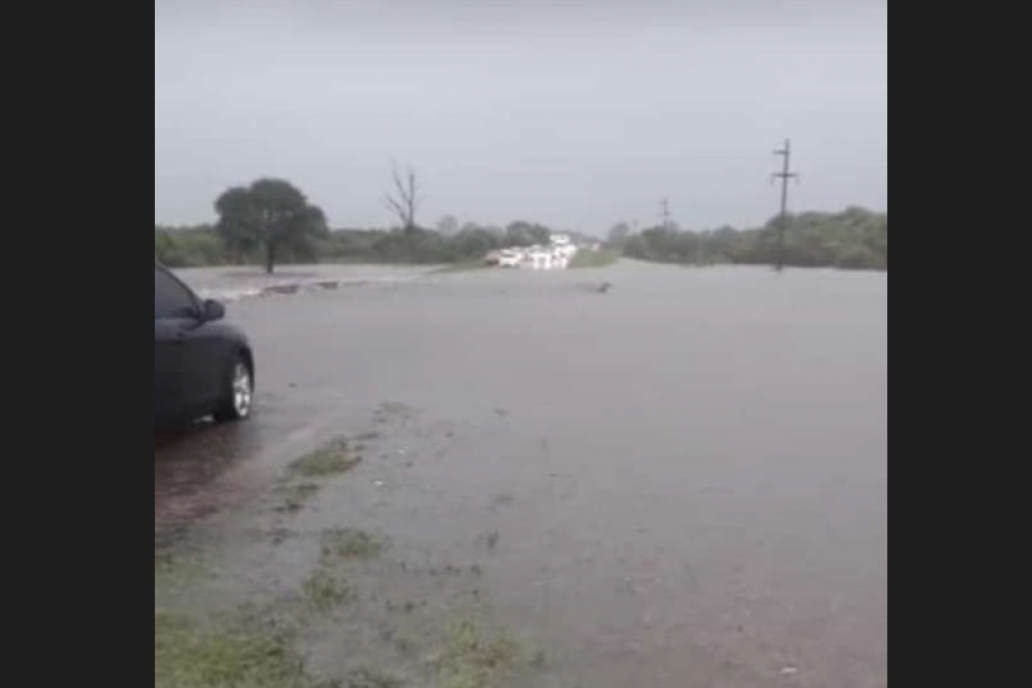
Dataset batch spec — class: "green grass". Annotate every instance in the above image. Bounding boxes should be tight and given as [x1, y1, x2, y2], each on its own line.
[155, 609, 304, 688]
[155, 552, 211, 593]
[437, 621, 526, 688]
[288, 440, 362, 478]
[274, 482, 321, 513]
[320, 528, 388, 562]
[301, 568, 352, 612]
[569, 249, 619, 268]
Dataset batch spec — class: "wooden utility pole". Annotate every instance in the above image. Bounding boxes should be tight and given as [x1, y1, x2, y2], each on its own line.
[771, 139, 800, 271]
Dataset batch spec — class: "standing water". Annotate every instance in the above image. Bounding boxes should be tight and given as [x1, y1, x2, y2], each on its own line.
[157, 263, 887, 688]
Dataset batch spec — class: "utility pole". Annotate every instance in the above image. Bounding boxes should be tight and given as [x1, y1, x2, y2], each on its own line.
[660, 198, 671, 231]
[771, 139, 800, 271]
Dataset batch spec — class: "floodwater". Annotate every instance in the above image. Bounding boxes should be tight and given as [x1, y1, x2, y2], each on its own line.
[174, 263, 431, 302]
[155, 262, 887, 688]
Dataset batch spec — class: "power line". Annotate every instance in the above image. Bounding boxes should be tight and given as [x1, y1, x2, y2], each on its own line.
[771, 139, 800, 272]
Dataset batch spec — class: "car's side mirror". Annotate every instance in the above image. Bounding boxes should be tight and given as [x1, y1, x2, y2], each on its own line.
[202, 299, 225, 322]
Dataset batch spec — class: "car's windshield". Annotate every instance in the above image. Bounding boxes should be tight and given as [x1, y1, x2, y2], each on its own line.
[156, 3, 887, 687]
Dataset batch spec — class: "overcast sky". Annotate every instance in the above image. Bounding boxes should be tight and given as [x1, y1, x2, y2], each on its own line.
[155, 0, 887, 233]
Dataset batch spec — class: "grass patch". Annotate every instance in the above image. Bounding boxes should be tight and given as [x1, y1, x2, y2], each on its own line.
[155, 552, 210, 593]
[289, 440, 362, 479]
[437, 620, 525, 688]
[570, 249, 619, 268]
[274, 482, 321, 513]
[155, 608, 304, 688]
[302, 568, 352, 613]
[321, 528, 388, 562]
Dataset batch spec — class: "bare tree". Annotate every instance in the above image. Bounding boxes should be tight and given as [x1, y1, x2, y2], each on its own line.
[384, 163, 421, 231]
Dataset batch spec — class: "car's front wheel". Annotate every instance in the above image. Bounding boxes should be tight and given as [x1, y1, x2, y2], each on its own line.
[214, 355, 253, 422]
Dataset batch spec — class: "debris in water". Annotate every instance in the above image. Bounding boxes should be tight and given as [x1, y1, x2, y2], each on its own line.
[261, 284, 300, 296]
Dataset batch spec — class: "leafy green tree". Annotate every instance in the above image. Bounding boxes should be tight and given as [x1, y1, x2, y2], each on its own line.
[214, 179, 328, 274]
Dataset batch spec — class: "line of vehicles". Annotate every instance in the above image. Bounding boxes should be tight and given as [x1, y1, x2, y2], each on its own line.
[483, 234, 580, 270]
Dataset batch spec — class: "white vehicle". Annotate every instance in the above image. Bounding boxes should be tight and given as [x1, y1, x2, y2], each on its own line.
[529, 249, 554, 270]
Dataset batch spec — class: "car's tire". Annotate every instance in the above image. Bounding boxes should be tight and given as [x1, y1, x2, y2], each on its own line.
[213, 355, 253, 422]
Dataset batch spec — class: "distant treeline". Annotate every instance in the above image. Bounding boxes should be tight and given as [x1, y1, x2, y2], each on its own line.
[156, 207, 886, 271]
[613, 207, 887, 271]
[155, 221, 586, 268]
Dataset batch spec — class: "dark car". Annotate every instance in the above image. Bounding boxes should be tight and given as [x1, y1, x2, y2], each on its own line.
[155, 263, 255, 426]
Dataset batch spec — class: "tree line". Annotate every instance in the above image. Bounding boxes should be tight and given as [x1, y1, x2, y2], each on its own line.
[156, 216, 578, 271]
[610, 207, 887, 271]
[156, 176, 584, 272]
[155, 177, 886, 272]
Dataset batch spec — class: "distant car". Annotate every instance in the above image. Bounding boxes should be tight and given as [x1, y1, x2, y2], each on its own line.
[155, 263, 255, 426]
[498, 250, 522, 268]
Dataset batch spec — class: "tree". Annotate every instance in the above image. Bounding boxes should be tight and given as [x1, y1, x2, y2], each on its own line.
[504, 221, 551, 247]
[617, 208, 886, 270]
[451, 227, 499, 259]
[436, 215, 460, 236]
[607, 222, 631, 250]
[384, 163, 421, 232]
[528, 224, 551, 246]
[155, 225, 226, 268]
[462, 221, 504, 239]
[214, 179, 328, 274]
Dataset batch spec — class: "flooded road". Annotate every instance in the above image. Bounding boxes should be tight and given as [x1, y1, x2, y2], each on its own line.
[155, 262, 887, 688]
[173, 263, 431, 302]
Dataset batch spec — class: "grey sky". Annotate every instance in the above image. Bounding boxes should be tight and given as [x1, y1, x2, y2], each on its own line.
[155, 0, 887, 233]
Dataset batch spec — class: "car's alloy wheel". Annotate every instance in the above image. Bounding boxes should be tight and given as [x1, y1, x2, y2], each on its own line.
[215, 357, 252, 422]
